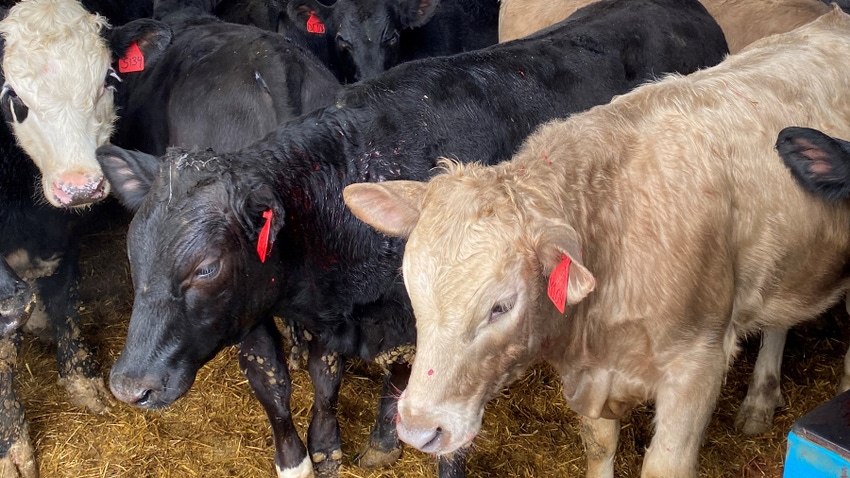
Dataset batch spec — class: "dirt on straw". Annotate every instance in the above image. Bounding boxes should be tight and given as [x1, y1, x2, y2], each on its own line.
[11, 207, 848, 478]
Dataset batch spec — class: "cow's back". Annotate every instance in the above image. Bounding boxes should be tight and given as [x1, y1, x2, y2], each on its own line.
[522, 7, 850, 344]
[113, 20, 340, 155]
[343, 0, 727, 171]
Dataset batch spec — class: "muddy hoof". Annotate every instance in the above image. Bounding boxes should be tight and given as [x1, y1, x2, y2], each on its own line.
[353, 440, 403, 469]
[58, 374, 112, 414]
[312, 457, 340, 478]
[0, 423, 37, 478]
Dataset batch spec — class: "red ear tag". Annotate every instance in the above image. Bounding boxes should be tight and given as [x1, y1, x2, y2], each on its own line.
[118, 41, 145, 73]
[307, 11, 326, 34]
[256, 209, 274, 263]
[547, 254, 571, 314]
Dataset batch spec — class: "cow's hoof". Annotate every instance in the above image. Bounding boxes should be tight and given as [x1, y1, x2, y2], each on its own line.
[58, 374, 112, 414]
[0, 423, 38, 478]
[353, 440, 402, 468]
[312, 456, 340, 478]
[734, 406, 775, 436]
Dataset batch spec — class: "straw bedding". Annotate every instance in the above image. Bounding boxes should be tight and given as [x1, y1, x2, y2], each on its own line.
[8, 209, 846, 477]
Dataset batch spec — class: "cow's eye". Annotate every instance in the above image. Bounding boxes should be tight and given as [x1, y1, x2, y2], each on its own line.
[105, 67, 122, 92]
[1, 84, 28, 123]
[336, 33, 352, 52]
[489, 300, 514, 323]
[384, 30, 399, 46]
[194, 259, 220, 280]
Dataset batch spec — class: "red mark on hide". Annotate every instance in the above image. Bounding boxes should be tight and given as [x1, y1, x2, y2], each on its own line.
[427, 369, 434, 376]
[548, 254, 571, 314]
[118, 42, 144, 73]
[307, 11, 326, 34]
[256, 209, 274, 263]
[518, 69, 526, 78]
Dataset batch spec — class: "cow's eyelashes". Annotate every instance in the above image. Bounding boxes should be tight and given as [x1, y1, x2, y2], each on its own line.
[1, 85, 29, 123]
[384, 30, 399, 46]
[336, 34, 352, 52]
[489, 299, 515, 323]
[194, 259, 221, 280]
[105, 67, 122, 92]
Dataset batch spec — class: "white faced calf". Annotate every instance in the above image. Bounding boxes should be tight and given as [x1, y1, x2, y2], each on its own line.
[0, 0, 117, 207]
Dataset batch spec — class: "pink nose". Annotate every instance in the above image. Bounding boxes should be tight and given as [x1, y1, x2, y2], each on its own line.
[51, 172, 106, 207]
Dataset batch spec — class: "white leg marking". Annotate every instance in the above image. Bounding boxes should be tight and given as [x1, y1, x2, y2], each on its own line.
[734, 327, 786, 436]
[277, 455, 314, 478]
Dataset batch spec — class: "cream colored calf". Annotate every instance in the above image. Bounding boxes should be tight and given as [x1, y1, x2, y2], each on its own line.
[345, 8, 850, 477]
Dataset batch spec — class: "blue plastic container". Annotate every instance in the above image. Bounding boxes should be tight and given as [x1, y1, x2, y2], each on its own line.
[784, 389, 850, 477]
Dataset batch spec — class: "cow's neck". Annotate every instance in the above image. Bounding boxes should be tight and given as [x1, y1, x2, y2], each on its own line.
[508, 109, 649, 418]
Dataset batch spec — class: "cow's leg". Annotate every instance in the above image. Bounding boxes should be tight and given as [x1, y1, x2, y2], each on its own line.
[239, 320, 312, 478]
[642, 352, 725, 478]
[437, 450, 468, 478]
[0, 331, 37, 478]
[579, 415, 618, 478]
[838, 297, 850, 393]
[43, 256, 111, 414]
[734, 327, 786, 435]
[306, 338, 343, 478]
[354, 360, 407, 468]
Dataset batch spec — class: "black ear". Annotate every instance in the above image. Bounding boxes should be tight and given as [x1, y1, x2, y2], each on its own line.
[397, 0, 440, 28]
[287, 0, 334, 32]
[777, 126, 850, 201]
[96, 144, 161, 211]
[237, 185, 285, 261]
[108, 19, 173, 71]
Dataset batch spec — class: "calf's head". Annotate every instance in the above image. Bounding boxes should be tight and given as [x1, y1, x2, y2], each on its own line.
[0, 0, 170, 208]
[289, 0, 440, 81]
[343, 161, 595, 455]
[96, 145, 284, 408]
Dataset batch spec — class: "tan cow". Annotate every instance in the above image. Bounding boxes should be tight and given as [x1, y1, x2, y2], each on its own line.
[500, 0, 831, 53]
[344, 7, 850, 477]
[502, 0, 847, 439]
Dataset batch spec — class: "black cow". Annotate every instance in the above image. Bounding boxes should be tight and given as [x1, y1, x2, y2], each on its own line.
[287, 0, 500, 82]
[0, 117, 114, 478]
[81, 0, 154, 25]
[0, 256, 35, 478]
[110, 0, 341, 156]
[97, 0, 728, 476]
[214, 0, 346, 83]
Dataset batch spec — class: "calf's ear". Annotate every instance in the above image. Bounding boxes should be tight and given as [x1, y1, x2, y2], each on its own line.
[536, 223, 595, 307]
[108, 19, 172, 70]
[287, 0, 335, 32]
[343, 181, 425, 238]
[96, 145, 160, 212]
[237, 185, 285, 252]
[777, 126, 850, 201]
[397, 0, 440, 28]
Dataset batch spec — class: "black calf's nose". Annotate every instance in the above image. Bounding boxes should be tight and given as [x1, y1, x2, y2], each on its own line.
[109, 372, 160, 407]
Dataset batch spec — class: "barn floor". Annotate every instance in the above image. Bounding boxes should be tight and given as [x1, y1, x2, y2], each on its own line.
[12, 208, 848, 477]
